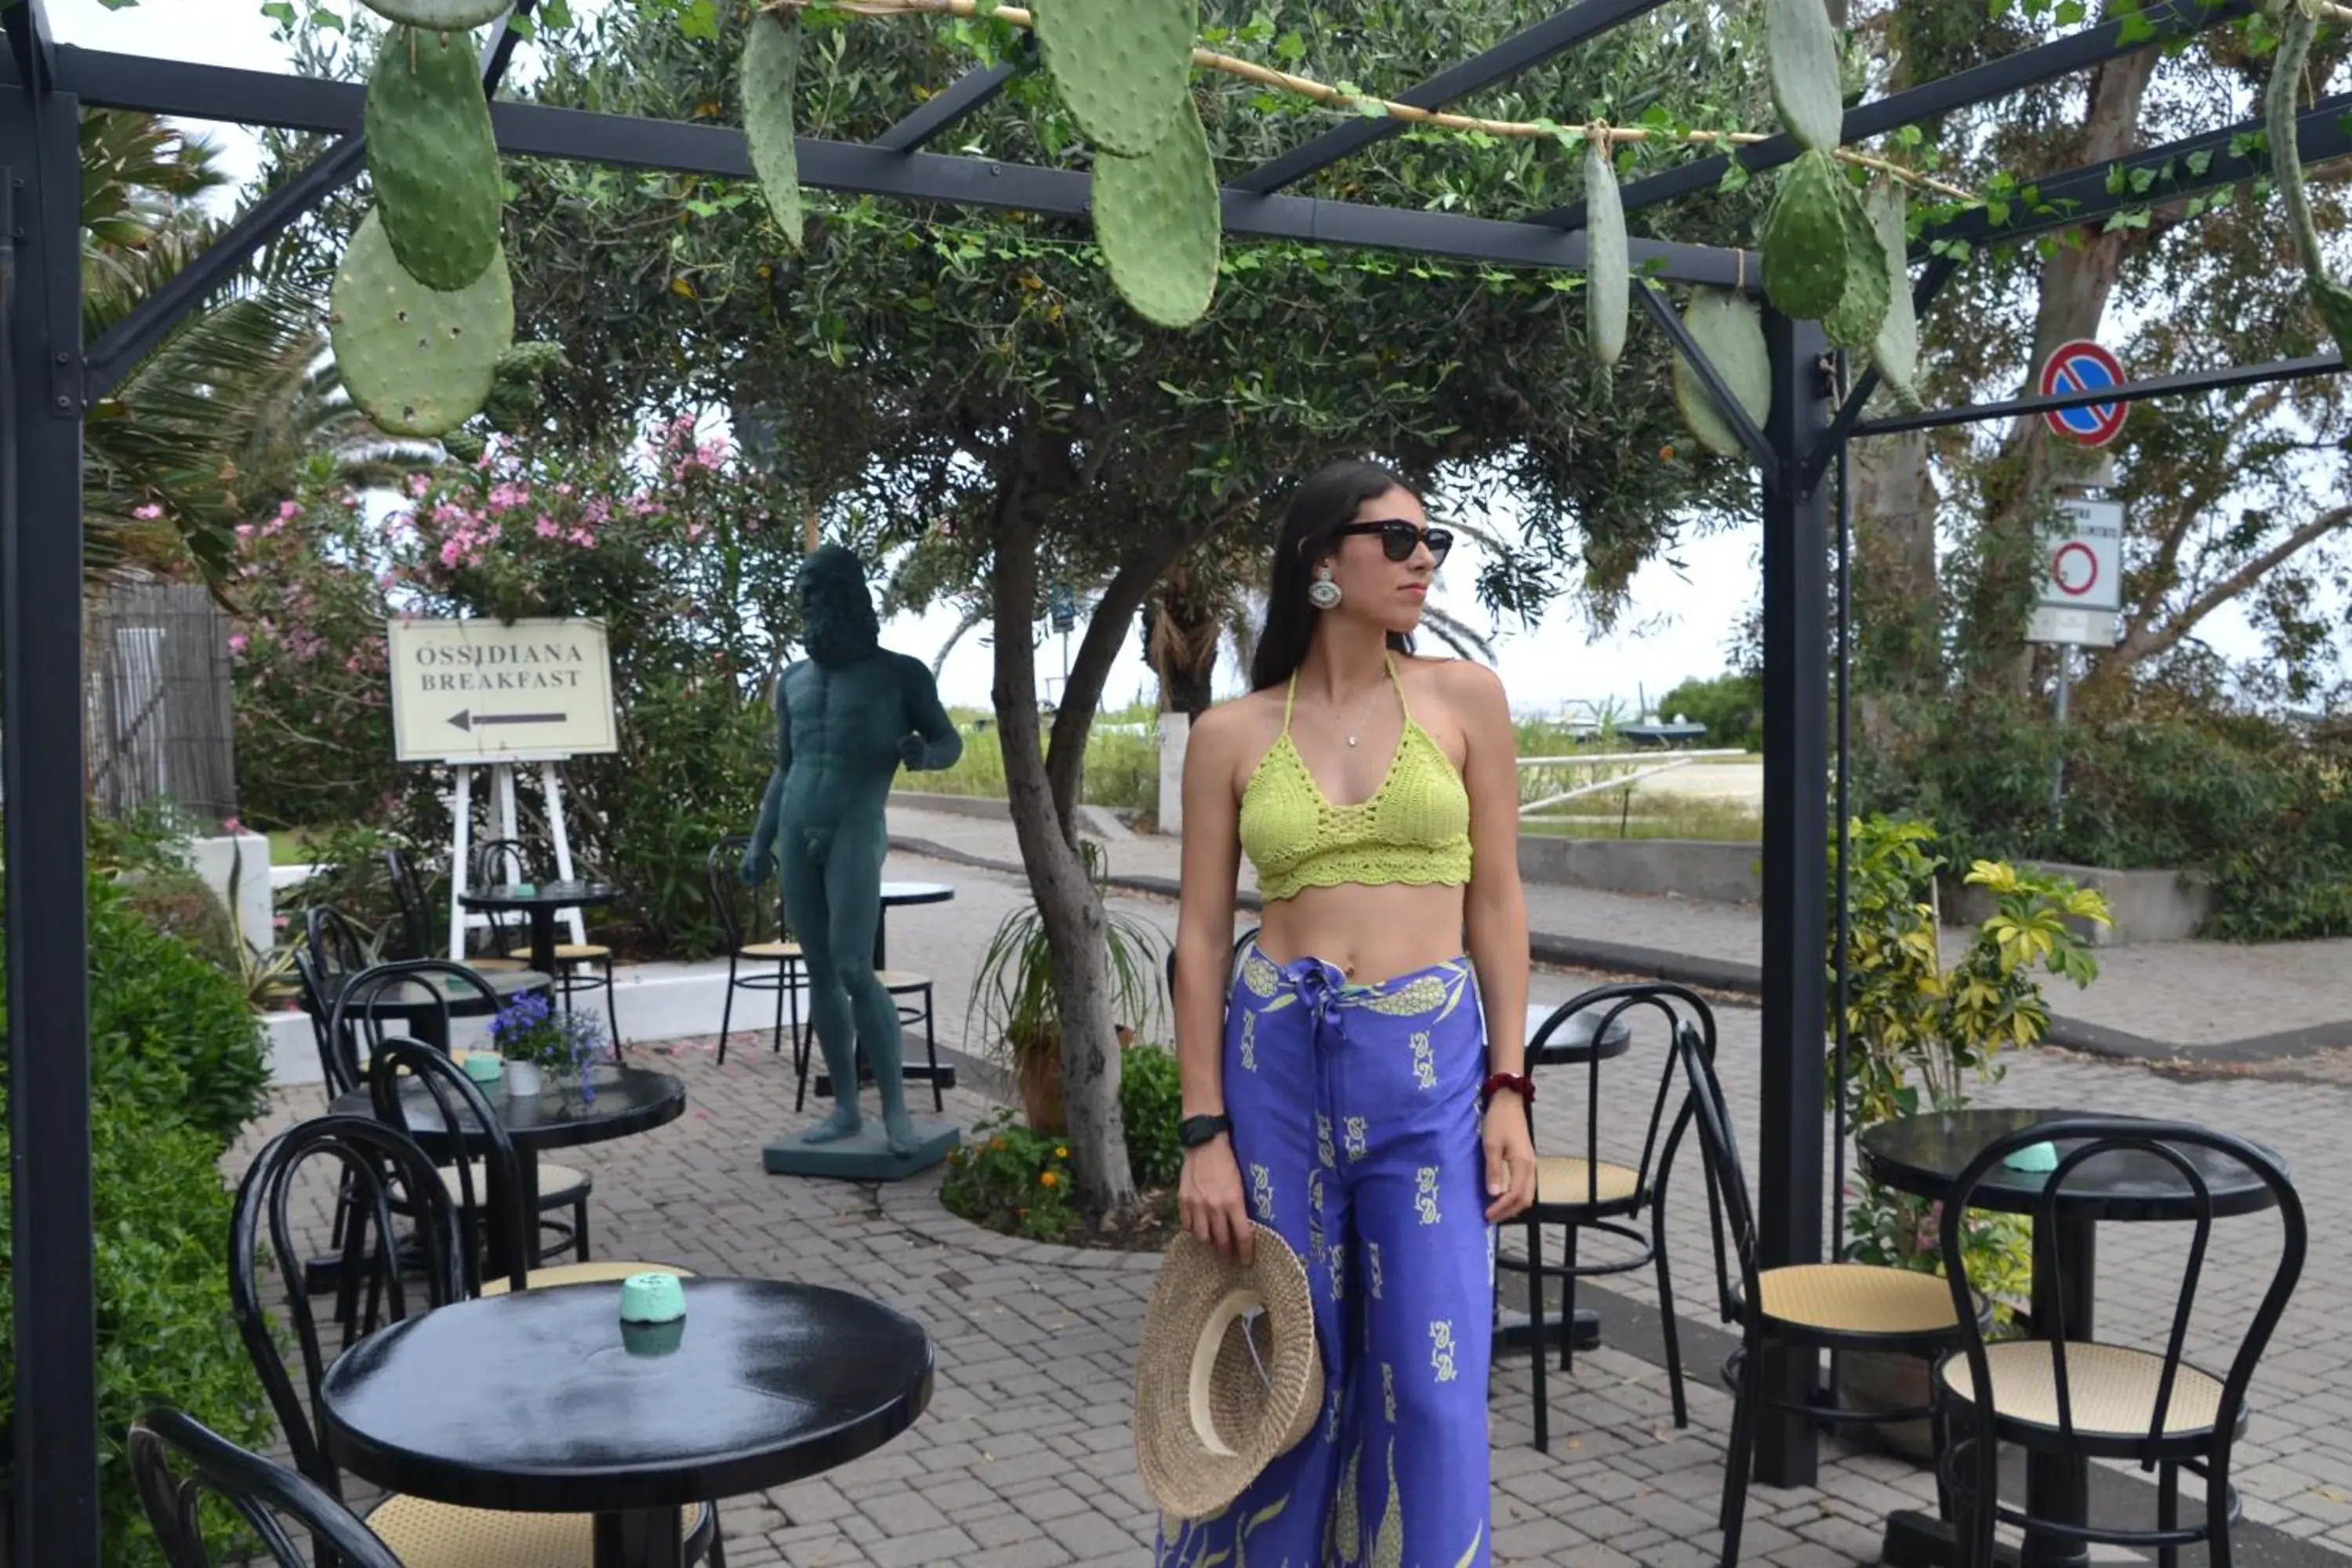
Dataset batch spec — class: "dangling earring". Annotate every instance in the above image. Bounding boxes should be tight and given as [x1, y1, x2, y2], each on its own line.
[1308, 562, 1342, 610]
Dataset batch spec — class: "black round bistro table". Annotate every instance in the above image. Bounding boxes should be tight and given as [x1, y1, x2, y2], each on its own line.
[320, 1279, 934, 1568]
[333, 964, 551, 1052]
[331, 1065, 684, 1276]
[461, 880, 621, 989]
[1859, 1107, 2285, 1568]
[873, 880, 953, 969]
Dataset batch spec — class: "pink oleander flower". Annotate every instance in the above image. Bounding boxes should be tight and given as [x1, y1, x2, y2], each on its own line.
[223, 817, 242, 834]
[227, 633, 248, 654]
[132, 503, 162, 521]
[535, 514, 561, 539]
[488, 481, 531, 511]
[277, 499, 303, 523]
[407, 473, 432, 497]
[235, 523, 256, 539]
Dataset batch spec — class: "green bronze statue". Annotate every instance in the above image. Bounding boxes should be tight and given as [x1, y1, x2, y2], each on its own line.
[742, 544, 963, 1156]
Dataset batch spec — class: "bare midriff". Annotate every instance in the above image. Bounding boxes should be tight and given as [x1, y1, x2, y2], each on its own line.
[1253, 879, 1467, 985]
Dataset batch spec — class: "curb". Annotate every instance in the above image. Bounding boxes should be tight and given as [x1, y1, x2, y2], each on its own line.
[888, 834, 2352, 1070]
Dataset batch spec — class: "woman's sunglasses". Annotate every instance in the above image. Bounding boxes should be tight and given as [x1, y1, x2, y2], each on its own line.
[1323, 519, 1455, 566]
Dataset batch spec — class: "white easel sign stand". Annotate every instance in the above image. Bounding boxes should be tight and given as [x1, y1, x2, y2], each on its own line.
[382, 615, 620, 961]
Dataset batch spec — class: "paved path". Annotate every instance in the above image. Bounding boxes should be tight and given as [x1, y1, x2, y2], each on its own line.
[887, 800, 2352, 1073]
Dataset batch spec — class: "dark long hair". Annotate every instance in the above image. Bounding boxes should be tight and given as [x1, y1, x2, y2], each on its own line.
[1249, 459, 1418, 691]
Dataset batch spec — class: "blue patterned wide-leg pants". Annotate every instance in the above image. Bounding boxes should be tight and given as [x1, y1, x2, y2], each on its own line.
[1156, 945, 1494, 1568]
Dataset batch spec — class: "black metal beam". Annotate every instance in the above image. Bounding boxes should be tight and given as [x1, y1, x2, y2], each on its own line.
[1632, 281, 1773, 467]
[30, 45, 1759, 288]
[1798, 251, 1960, 489]
[1913, 89, 2352, 259]
[1538, 0, 2253, 230]
[80, 8, 535, 401]
[2, 81, 100, 1568]
[1752, 303, 1831, 1490]
[873, 47, 1026, 154]
[1230, 0, 1673, 196]
[1856, 347, 2343, 437]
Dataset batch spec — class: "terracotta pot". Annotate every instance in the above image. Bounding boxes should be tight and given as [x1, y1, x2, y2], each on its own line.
[1015, 1025, 1065, 1132]
[1836, 1348, 1935, 1462]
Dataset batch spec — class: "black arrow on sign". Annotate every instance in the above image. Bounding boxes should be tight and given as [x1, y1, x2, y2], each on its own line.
[448, 709, 568, 732]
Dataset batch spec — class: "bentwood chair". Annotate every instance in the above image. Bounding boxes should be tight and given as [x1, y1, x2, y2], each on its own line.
[131, 1405, 406, 1568]
[330, 959, 593, 1268]
[1936, 1120, 2304, 1568]
[1164, 925, 1262, 998]
[475, 837, 620, 1046]
[707, 835, 806, 1068]
[385, 844, 526, 973]
[1678, 1024, 1976, 1566]
[1498, 982, 1709, 1453]
[227, 1115, 723, 1566]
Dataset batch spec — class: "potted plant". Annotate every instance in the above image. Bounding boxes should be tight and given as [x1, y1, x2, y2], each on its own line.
[1827, 815, 2111, 1457]
[968, 842, 1168, 1131]
[488, 990, 606, 1100]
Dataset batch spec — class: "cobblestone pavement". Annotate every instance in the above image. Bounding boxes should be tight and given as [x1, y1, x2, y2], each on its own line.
[232, 850, 2352, 1566]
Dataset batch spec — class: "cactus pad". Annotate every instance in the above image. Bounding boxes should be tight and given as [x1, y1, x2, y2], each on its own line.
[1585, 138, 1628, 374]
[359, 0, 506, 29]
[1822, 180, 1889, 350]
[1037, 0, 1198, 158]
[1867, 183, 1920, 408]
[365, 26, 503, 292]
[1766, 0, 1845, 154]
[1762, 150, 1848, 321]
[741, 9, 805, 248]
[1093, 103, 1221, 328]
[1672, 288, 1770, 460]
[331, 211, 514, 439]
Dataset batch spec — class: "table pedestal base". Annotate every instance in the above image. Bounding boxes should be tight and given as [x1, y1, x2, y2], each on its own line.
[762, 1119, 959, 1181]
[1882, 1508, 2027, 1568]
[594, 1506, 684, 1568]
[1492, 1305, 1602, 1354]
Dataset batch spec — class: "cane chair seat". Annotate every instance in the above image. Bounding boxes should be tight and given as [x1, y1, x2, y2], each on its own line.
[366, 1494, 709, 1568]
[441, 1160, 590, 1205]
[1534, 1154, 1642, 1207]
[469, 955, 531, 972]
[1753, 1263, 1960, 1338]
[479, 1259, 694, 1297]
[740, 939, 803, 960]
[1940, 1341, 2229, 1439]
[553, 942, 611, 961]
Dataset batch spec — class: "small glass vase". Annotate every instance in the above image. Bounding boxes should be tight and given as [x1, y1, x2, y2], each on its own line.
[504, 1058, 545, 1096]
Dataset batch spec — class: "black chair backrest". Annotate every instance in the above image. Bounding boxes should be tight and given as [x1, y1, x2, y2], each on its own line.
[1526, 982, 1712, 1210]
[707, 834, 788, 952]
[471, 839, 543, 953]
[382, 846, 435, 963]
[1672, 1022, 1757, 1326]
[289, 948, 343, 1087]
[1940, 1118, 2305, 1454]
[369, 1036, 530, 1297]
[303, 906, 372, 1009]
[324, 959, 500, 1095]
[130, 1405, 404, 1568]
[1166, 925, 1261, 999]
[228, 1115, 462, 1496]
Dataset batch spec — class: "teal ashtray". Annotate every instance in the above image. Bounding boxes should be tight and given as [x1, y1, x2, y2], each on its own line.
[619, 1272, 686, 1325]
[2004, 1140, 2060, 1174]
[511, 882, 536, 898]
[462, 1052, 504, 1087]
[622, 1318, 687, 1358]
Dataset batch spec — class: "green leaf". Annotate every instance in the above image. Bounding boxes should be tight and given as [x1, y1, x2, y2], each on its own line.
[678, 0, 720, 41]
[2185, 148, 2212, 177]
[2054, 0, 2083, 23]
[260, 0, 296, 21]
[541, 0, 572, 26]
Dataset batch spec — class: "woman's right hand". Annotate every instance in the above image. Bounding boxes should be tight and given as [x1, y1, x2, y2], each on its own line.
[1178, 1136, 1254, 1265]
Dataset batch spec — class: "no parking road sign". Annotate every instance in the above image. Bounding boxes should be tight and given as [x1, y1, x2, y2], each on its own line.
[2039, 339, 2129, 447]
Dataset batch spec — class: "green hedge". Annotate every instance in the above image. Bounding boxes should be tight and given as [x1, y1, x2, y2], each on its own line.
[0, 872, 274, 1566]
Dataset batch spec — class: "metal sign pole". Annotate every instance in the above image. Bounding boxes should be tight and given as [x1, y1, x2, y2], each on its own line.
[2050, 644, 2071, 832]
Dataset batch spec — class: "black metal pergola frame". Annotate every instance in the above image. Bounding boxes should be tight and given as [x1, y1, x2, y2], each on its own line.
[3, 0, 2339, 1558]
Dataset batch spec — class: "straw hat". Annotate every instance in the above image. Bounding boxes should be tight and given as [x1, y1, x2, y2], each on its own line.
[1134, 1222, 1324, 1521]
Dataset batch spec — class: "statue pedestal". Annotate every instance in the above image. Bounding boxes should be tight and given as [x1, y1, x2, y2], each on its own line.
[761, 1119, 960, 1182]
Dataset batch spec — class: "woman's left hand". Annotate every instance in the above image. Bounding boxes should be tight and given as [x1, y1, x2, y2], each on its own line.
[1482, 1095, 1538, 1223]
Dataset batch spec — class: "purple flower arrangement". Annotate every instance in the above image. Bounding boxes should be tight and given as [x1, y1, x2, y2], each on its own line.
[489, 990, 607, 1102]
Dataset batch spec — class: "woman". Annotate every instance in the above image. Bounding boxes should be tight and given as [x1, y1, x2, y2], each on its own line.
[1160, 458, 1535, 1567]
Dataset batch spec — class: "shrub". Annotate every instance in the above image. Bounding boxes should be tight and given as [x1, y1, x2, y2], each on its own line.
[942, 1111, 1080, 1241]
[1120, 1042, 1184, 1191]
[0, 871, 274, 1566]
[1658, 670, 1762, 752]
[116, 865, 241, 975]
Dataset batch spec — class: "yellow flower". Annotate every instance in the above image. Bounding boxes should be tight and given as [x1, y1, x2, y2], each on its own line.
[1040, 1171, 1059, 1189]
[1054, 1146, 1069, 1160]
[990, 1137, 1006, 1151]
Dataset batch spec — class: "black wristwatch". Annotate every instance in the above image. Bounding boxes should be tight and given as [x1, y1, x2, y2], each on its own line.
[1178, 1112, 1233, 1149]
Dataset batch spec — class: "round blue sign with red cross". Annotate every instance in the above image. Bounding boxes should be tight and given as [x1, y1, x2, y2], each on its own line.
[2039, 339, 2128, 447]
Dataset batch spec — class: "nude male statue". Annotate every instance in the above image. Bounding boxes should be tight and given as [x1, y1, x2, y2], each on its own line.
[742, 544, 963, 1156]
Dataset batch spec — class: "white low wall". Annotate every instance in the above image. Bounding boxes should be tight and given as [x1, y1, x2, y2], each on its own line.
[182, 833, 272, 954]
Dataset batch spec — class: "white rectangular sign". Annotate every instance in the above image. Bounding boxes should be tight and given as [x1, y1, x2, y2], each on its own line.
[2026, 604, 2121, 648]
[2039, 497, 2125, 613]
[386, 616, 618, 764]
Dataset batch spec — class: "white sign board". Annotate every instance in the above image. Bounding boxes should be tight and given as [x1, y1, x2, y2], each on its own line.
[386, 617, 618, 764]
[2026, 498, 2124, 648]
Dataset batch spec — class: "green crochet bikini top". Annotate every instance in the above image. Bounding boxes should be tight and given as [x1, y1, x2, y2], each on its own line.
[1239, 656, 1474, 903]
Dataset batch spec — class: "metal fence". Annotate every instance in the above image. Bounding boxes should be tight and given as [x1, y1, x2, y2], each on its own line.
[82, 580, 238, 827]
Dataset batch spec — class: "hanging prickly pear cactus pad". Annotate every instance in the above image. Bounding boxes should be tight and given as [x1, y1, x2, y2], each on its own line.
[1822, 179, 1889, 351]
[2267, 2, 2352, 361]
[331, 211, 515, 439]
[357, 0, 506, 28]
[1672, 287, 1771, 459]
[365, 25, 504, 293]
[1036, 0, 1199, 158]
[1585, 134, 1628, 376]
[741, 8, 806, 247]
[1092, 103, 1220, 328]
[1867, 182, 1920, 408]
[1765, 0, 1844, 154]
[1761, 148, 1848, 321]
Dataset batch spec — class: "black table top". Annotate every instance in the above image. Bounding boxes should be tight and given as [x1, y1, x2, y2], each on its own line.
[1858, 1107, 2285, 1223]
[460, 880, 620, 912]
[877, 880, 953, 907]
[332, 965, 549, 1014]
[331, 1064, 686, 1153]
[320, 1279, 933, 1514]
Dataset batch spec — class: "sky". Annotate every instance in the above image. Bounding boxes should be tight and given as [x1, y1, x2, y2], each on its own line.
[56, 0, 2280, 719]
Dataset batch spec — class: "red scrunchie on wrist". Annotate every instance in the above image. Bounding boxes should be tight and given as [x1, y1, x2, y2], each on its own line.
[1480, 1071, 1534, 1109]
